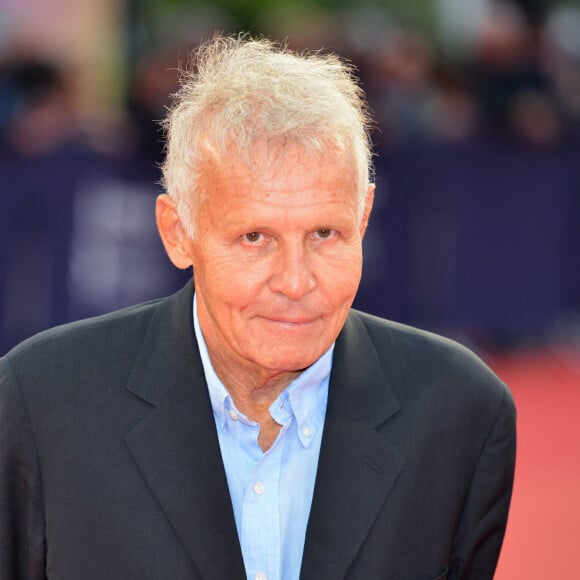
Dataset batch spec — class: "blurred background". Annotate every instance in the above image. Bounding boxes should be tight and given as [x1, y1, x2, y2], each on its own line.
[0, 0, 578, 577]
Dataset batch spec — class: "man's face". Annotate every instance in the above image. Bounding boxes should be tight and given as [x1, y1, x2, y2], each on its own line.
[186, 144, 372, 378]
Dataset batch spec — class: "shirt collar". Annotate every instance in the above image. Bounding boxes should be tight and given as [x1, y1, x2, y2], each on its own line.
[193, 293, 332, 448]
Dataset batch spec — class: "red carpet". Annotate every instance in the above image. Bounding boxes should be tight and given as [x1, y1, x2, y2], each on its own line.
[485, 345, 580, 579]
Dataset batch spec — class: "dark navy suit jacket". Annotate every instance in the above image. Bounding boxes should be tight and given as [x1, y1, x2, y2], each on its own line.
[0, 280, 516, 579]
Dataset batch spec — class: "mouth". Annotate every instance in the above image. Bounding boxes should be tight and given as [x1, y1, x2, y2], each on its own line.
[261, 316, 320, 327]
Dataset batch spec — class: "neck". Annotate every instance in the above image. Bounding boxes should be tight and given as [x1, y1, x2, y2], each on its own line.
[208, 345, 300, 420]
[206, 344, 303, 451]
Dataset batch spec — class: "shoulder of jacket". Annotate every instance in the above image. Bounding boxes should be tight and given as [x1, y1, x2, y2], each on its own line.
[5, 296, 166, 367]
[348, 309, 511, 404]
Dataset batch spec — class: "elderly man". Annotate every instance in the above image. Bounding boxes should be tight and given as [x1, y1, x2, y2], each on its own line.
[0, 35, 515, 580]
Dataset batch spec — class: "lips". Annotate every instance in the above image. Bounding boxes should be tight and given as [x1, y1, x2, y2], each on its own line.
[260, 316, 320, 326]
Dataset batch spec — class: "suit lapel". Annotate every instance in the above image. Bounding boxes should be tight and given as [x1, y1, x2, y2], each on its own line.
[123, 281, 246, 579]
[301, 312, 405, 580]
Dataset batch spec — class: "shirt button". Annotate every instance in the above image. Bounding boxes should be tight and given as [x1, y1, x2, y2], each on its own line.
[255, 573, 267, 580]
[228, 410, 239, 421]
[302, 426, 313, 437]
[253, 482, 265, 495]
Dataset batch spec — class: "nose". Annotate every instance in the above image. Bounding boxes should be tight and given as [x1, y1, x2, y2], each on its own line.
[269, 241, 316, 300]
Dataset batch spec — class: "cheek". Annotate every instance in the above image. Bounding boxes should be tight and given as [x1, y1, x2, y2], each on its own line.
[202, 260, 271, 308]
[317, 255, 363, 304]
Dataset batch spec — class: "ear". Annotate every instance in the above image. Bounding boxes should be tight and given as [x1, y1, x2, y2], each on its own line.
[359, 183, 375, 238]
[156, 194, 194, 269]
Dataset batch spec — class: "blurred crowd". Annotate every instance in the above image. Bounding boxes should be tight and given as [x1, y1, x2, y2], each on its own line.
[0, 35, 190, 353]
[1, 0, 580, 353]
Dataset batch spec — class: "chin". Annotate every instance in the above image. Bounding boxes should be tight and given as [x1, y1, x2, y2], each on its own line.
[258, 350, 323, 374]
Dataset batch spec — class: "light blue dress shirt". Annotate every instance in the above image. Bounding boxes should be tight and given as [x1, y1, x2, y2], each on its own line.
[193, 295, 331, 580]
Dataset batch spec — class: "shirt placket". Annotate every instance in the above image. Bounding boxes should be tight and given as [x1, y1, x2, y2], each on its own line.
[242, 436, 285, 580]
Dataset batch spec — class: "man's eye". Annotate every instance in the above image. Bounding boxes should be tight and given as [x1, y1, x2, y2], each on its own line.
[243, 232, 263, 243]
[315, 229, 334, 239]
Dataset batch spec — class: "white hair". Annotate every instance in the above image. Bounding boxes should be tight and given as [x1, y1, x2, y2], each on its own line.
[161, 34, 374, 237]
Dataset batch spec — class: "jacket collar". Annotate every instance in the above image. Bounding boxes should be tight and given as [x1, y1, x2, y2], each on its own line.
[125, 279, 197, 406]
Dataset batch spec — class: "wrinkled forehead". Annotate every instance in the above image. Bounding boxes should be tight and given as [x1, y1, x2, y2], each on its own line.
[198, 133, 358, 185]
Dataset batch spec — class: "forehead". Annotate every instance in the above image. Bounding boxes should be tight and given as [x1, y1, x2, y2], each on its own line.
[199, 140, 359, 201]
